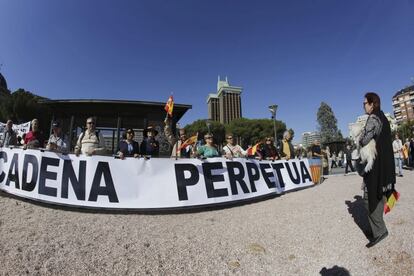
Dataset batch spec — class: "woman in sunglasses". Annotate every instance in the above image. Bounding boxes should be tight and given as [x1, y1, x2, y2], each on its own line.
[195, 133, 220, 158]
[257, 137, 280, 161]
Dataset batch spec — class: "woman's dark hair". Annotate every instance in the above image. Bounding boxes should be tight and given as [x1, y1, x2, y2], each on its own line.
[364, 92, 381, 113]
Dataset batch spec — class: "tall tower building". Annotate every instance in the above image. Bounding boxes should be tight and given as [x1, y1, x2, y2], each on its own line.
[207, 76, 242, 124]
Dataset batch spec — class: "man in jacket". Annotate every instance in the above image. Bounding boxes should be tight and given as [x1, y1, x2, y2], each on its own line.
[0, 120, 17, 147]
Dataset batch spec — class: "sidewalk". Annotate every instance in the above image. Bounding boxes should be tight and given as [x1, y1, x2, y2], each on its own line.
[0, 170, 413, 275]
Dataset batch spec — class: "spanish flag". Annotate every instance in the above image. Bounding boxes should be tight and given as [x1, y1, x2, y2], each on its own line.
[164, 95, 174, 117]
[247, 142, 262, 156]
[179, 134, 198, 151]
[384, 190, 400, 214]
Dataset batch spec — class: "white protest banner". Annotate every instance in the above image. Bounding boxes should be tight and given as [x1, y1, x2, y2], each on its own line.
[0, 121, 31, 138]
[0, 148, 314, 210]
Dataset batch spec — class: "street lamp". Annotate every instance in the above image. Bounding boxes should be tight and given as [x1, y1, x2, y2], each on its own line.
[269, 105, 278, 147]
[206, 120, 212, 134]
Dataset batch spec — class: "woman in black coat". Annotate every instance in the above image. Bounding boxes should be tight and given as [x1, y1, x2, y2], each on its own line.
[359, 92, 395, 248]
[117, 129, 140, 159]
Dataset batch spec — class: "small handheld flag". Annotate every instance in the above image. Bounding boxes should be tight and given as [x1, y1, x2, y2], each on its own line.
[165, 95, 174, 117]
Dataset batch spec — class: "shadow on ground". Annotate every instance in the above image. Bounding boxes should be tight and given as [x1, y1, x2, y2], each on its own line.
[320, 265, 350, 276]
[345, 195, 371, 239]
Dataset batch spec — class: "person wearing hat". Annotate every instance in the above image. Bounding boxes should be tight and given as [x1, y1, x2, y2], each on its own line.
[140, 125, 159, 157]
[46, 121, 69, 153]
[117, 128, 140, 159]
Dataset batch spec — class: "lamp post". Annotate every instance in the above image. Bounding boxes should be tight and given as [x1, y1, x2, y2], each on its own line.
[269, 105, 278, 147]
[206, 120, 212, 134]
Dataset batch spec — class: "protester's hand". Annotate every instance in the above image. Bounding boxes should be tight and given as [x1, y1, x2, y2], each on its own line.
[119, 152, 124, 160]
[134, 153, 139, 158]
[23, 144, 27, 150]
[75, 148, 80, 156]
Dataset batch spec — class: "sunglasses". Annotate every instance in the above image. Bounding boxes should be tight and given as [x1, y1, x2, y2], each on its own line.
[127, 132, 134, 134]
[205, 136, 213, 139]
[87, 122, 95, 125]
[227, 137, 233, 140]
[266, 139, 272, 141]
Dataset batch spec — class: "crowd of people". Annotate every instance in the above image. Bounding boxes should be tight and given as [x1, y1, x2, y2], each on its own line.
[1, 116, 413, 172]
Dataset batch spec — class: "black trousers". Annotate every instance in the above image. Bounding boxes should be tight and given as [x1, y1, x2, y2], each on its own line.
[364, 187, 387, 238]
[345, 161, 354, 173]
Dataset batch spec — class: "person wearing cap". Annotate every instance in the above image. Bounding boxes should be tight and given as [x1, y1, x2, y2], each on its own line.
[24, 118, 45, 149]
[0, 119, 17, 147]
[46, 121, 69, 153]
[164, 117, 192, 158]
[117, 128, 140, 159]
[75, 117, 106, 156]
[140, 125, 159, 157]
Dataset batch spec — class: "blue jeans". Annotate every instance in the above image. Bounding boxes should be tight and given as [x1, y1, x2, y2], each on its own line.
[395, 157, 403, 176]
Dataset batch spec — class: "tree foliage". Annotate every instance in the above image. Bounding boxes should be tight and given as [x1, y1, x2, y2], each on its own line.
[0, 89, 51, 132]
[397, 120, 414, 140]
[185, 118, 287, 148]
[184, 119, 226, 145]
[317, 102, 343, 144]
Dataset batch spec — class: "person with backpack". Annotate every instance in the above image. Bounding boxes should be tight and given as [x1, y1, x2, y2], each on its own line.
[46, 121, 69, 153]
[74, 117, 106, 156]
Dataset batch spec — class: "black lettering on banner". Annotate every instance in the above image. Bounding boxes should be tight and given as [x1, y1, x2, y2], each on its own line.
[39, 157, 59, 197]
[0, 151, 7, 183]
[284, 162, 301, 185]
[245, 162, 259, 192]
[6, 153, 19, 189]
[271, 163, 286, 188]
[259, 163, 276, 189]
[22, 154, 39, 191]
[226, 161, 250, 195]
[300, 161, 313, 183]
[88, 162, 119, 203]
[202, 162, 228, 198]
[175, 163, 199, 201]
[61, 160, 86, 200]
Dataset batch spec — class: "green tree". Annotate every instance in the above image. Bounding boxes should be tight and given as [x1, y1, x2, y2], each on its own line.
[184, 119, 226, 145]
[317, 102, 343, 144]
[397, 120, 414, 140]
[226, 118, 286, 148]
[0, 89, 50, 132]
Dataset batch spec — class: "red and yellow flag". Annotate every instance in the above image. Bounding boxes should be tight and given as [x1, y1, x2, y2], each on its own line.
[384, 191, 400, 214]
[247, 142, 262, 156]
[179, 134, 198, 151]
[164, 95, 174, 117]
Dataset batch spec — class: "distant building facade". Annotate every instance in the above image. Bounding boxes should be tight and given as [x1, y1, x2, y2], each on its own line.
[392, 84, 414, 125]
[302, 131, 321, 148]
[207, 76, 242, 124]
[348, 113, 398, 138]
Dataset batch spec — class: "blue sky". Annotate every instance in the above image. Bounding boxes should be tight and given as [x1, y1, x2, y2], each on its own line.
[1, 0, 413, 143]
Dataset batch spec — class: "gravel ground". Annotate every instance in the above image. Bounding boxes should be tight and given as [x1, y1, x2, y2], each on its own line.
[0, 170, 413, 276]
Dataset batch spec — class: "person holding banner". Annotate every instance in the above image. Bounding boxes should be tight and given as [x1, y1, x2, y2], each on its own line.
[46, 121, 69, 153]
[0, 120, 17, 147]
[24, 119, 45, 149]
[117, 128, 140, 159]
[279, 130, 295, 160]
[359, 92, 395, 248]
[222, 134, 246, 159]
[140, 126, 160, 157]
[257, 137, 280, 161]
[195, 133, 220, 158]
[75, 117, 106, 156]
[164, 117, 193, 158]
